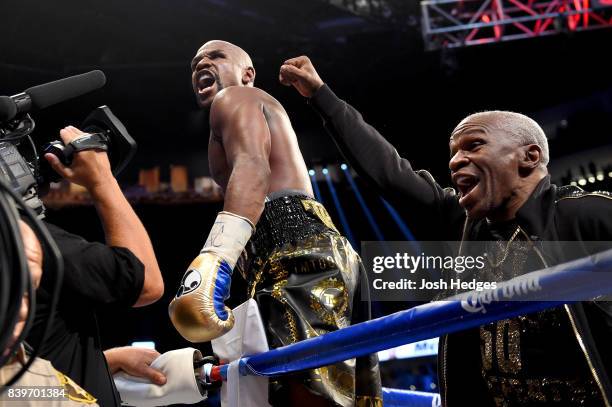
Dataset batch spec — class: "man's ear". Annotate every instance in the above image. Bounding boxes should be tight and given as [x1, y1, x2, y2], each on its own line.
[520, 144, 542, 172]
[242, 67, 255, 86]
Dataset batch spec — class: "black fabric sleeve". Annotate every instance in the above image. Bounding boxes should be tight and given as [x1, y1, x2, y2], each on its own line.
[309, 84, 464, 236]
[42, 222, 145, 308]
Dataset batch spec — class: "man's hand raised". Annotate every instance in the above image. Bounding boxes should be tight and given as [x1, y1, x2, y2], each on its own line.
[279, 56, 324, 98]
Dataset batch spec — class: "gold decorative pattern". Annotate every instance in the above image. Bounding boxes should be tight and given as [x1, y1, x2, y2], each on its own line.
[301, 199, 339, 232]
[356, 396, 384, 407]
[486, 375, 600, 405]
[495, 319, 522, 374]
[480, 326, 493, 371]
[268, 279, 300, 345]
[284, 307, 300, 345]
[270, 279, 288, 302]
[248, 268, 264, 299]
[55, 370, 97, 404]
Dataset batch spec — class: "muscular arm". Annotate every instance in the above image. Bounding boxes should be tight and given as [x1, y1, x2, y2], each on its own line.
[210, 88, 272, 224]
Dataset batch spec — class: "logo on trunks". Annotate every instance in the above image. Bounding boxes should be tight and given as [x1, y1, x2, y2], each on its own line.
[176, 269, 202, 297]
[320, 287, 342, 310]
[460, 274, 542, 314]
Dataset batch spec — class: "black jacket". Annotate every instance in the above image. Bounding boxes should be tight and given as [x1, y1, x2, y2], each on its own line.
[309, 84, 612, 406]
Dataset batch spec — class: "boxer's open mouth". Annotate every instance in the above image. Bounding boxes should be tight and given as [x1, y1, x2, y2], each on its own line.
[197, 71, 216, 93]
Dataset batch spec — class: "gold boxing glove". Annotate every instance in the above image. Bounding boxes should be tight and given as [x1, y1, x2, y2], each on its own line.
[169, 212, 254, 342]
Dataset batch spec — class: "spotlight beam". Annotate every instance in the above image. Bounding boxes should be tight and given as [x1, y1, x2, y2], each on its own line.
[323, 170, 357, 249]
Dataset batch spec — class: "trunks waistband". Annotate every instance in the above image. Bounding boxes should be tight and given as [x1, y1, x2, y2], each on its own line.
[249, 194, 337, 257]
[266, 189, 313, 202]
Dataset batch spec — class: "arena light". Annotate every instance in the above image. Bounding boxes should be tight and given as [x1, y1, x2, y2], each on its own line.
[340, 163, 348, 170]
[578, 178, 587, 186]
[588, 176, 596, 183]
[597, 172, 605, 181]
[322, 168, 329, 175]
[309, 169, 324, 203]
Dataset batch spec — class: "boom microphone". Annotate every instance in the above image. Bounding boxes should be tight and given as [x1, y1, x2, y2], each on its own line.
[0, 70, 106, 122]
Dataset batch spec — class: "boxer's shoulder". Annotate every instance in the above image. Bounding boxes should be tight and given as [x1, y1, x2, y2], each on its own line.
[213, 86, 273, 104]
[212, 86, 282, 112]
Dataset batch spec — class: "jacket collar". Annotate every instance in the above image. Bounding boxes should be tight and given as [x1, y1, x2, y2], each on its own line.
[515, 175, 556, 240]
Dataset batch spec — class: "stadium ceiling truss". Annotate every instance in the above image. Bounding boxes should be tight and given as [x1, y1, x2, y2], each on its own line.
[421, 0, 612, 49]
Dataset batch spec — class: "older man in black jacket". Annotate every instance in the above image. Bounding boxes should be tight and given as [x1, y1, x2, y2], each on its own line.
[280, 56, 612, 407]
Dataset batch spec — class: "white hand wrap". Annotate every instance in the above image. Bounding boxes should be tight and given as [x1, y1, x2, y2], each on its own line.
[201, 211, 255, 268]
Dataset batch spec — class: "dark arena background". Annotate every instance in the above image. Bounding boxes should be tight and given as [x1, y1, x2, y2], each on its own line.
[2, 0, 612, 404]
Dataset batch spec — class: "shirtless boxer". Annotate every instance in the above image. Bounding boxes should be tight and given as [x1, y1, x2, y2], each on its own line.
[168, 40, 381, 407]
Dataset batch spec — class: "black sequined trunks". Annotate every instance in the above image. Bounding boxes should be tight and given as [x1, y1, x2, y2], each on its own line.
[236, 191, 381, 407]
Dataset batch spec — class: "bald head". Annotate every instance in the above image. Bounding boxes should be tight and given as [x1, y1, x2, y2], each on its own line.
[453, 110, 549, 167]
[198, 40, 253, 71]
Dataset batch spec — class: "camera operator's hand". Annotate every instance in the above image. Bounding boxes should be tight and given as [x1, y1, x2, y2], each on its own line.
[44, 126, 114, 193]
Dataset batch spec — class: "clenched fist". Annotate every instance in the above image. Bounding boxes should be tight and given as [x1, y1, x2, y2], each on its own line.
[279, 56, 324, 98]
